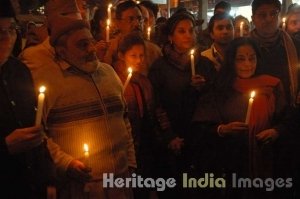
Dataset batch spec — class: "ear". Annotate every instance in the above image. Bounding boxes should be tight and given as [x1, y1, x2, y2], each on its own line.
[168, 35, 172, 44]
[118, 51, 124, 61]
[55, 46, 67, 60]
[210, 31, 215, 40]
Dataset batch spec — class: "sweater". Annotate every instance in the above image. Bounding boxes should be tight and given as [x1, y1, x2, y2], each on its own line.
[30, 58, 136, 180]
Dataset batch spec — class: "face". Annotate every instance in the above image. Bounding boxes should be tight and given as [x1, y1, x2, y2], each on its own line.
[0, 18, 17, 66]
[234, 19, 250, 38]
[210, 18, 234, 45]
[140, 5, 149, 32]
[117, 7, 143, 35]
[286, 13, 300, 35]
[169, 19, 195, 53]
[147, 9, 155, 28]
[252, 4, 280, 36]
[120, 44, 145, 72]
[57, 28, 98, 74]
[235, 44, 257, 79]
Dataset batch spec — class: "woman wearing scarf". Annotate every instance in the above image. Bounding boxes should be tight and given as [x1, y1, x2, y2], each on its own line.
[188, 38, 287, 199]
[251, 1, 299, 198]
[148, 9, 216, 199]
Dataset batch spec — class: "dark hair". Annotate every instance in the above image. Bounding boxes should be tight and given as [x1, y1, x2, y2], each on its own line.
[163, 10, 195, 36]
[208, 13, 234, 33]
[90, 7, 107, 40]
[116, 0, 141, 20]
[118, 32, 145, 54]
[214, 1, 231, 13]
[216, 37, 262, 98]
[139, 0, 159, 19]
[252, 0, 281, 14]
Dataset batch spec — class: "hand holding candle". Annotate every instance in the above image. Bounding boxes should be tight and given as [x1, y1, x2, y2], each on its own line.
[123, 67, 133, 91]
[240, 22, 244, 37]
[35, 86, 46, 125]
[245, 91, 255, 124]
[106, 19, 110, 42]
[190, 49, 195, 76]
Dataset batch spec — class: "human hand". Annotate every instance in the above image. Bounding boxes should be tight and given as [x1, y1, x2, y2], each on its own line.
[156, 109, 171, 130]
[5, 126, 43, 154]
[218, 122, 248, 136]
[190, 74, 206, 90]
[67, 159, 92, 182]
[95, 40, 109, 51]
[168, 137, 184, 153]
[256, 128, 279, 144]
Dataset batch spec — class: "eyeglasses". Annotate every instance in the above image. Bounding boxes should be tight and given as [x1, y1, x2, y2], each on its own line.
[255, 10, 280, 20]
[119, 16, 144, 23]
[76, 38, 97, 51]
[0, 25, 18, 38]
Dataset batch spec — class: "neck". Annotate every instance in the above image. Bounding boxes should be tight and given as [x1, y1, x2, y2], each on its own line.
[213, 43, 227, 58]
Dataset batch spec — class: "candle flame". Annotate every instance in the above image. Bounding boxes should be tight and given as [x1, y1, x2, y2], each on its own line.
[240, 22, 244, 26]
[128, 67, 133, 74]
[108, 4, 112, 9]
[39, 86, 46, 93]
[190, 49, 194, 55]
[250, 91, 256, 98]
[83, 143, 89, 153]
[282, 17, 286, 23]
[107, 19, 110, 26]
[147, 27, 151, 32]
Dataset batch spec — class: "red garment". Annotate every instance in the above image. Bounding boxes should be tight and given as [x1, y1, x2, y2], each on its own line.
[234, 75, 283, 177]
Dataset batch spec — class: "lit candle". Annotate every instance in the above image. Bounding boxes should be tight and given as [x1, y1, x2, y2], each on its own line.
[245, 91, 256, 124]
[282, 17, 286, 30]
[190, 49, 195, 76]
[147, 27, 151, 40]
[123, 67, 133, 91]
[240, 22, 244, 37]
[106, 19, 110, 42]
[83, 143, 89, 159]
[107, 4, 112, 21]
[35, 86, 46, 125]
[83, 143, 90, 167]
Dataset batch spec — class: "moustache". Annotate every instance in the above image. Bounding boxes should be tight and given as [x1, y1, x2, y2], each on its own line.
[85, 53, 97, 62]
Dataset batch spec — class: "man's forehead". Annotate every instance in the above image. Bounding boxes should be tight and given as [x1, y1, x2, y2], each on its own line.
[255, 4, 278, 12]
[215, 19, 232, 26]
[68, 28, 93, 40]
[121, 7, 142, 17]
[0, 18, 15, 25]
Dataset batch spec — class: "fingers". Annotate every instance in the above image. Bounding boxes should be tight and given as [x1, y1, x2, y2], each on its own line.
[67, 160, 92, 182]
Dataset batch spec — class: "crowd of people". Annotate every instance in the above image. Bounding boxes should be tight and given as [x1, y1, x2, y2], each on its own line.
[1, 0, 300, 199]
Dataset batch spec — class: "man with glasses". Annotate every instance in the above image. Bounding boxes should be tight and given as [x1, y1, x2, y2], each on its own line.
[1, 1, 54, 198]
[251, 0, 299, 198]
[103, 0, 161, 76]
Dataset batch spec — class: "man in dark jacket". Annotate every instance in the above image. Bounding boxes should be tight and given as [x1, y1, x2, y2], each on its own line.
[0, 1, 54, 198]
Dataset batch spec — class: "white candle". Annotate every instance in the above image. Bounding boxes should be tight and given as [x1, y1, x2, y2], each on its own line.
[83, 143, 89, 158]
[83, 143, 90, 167]
[190, 49, 195, 76]
[147, 27, 151, 40]
[245, 91, 256, 124]
[35, 86, 46, 125]
[106, 19, 110, 42]
[123, 67, 133, 91]
[240, 22, 244, 37]
[282, 17, 286, 30]
[107, 4, 112, 21]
